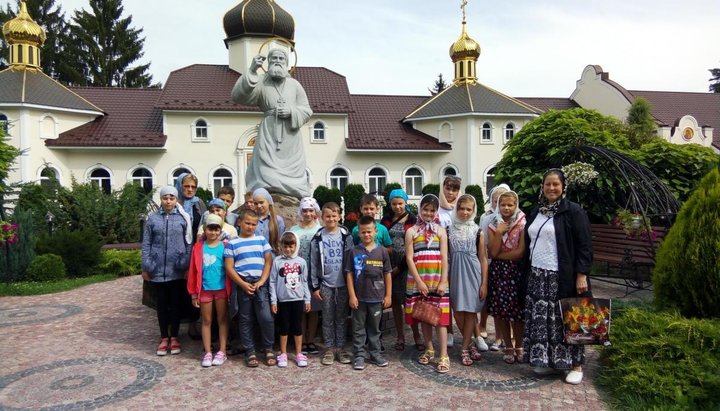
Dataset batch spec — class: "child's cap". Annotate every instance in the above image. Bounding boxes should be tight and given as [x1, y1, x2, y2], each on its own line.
[159, 186, 178, 198]
[205, 214, 224, 228]
[208, 198, 227, 210]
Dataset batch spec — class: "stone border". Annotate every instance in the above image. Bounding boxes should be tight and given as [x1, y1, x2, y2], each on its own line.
[0, 304, 82, 327]
[0, 356, 165, 410]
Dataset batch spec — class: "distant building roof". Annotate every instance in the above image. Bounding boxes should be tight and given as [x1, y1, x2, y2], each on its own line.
[156, 64, 353, 114]
[515, 97, 579, 112]
[48, 87, 166, 148]
[348, 94, 450, 151]
[405, 82, 542, 120]
[0, 68, 102, 113]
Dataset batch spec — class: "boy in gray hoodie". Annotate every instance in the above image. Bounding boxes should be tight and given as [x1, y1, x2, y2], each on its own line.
[270, 231, 311, 367]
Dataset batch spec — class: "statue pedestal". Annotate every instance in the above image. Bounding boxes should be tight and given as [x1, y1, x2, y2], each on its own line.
[271, 193, 299, 230]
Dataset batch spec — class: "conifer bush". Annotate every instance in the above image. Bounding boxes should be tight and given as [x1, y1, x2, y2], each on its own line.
[35, 229, 103, 277]
[312, 185, 342, 209]
[25, 254, 66, 282]
[653, 168, 720, 318]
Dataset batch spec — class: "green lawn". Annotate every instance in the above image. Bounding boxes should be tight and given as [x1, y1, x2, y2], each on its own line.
[0, 274, 117, 296]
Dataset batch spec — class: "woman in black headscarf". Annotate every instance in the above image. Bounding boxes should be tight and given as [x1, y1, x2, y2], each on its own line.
[522, 169, 592, 385]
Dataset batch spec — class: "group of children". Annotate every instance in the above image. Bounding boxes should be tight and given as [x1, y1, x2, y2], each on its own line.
[141, 176, 528, 374]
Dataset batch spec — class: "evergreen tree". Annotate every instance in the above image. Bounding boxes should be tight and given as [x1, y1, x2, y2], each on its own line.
[64, 0, 155, 87]
[429, 73, 447, 95]
[626, 97, 658, 148]
[709, 67, 720, 93]
[0, 0, 70, 80]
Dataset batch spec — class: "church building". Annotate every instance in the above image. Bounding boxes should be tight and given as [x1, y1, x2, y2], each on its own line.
[1, 0, 718, 209]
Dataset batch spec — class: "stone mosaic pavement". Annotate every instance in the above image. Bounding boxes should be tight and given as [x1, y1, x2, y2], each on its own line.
[0, 276, 644, 410]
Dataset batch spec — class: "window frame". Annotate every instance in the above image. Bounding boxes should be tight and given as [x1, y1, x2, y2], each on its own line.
[480, 122, 493, 144]
[129, 166, 154, 194]
[87, 166, 112, 194]
[211, 167, 234, 196]
[329, 166, 350, 193]
[192, 118, 210, 142]
[311, 121, 327, 143]
[403, 166, 425, 198]
[504, 122, 515, 143]
[366, 166, 388, 194]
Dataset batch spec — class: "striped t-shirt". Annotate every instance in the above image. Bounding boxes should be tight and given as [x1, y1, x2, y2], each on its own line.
[223, 235, 272, 281]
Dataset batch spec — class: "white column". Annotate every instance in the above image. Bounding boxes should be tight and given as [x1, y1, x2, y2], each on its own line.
[19, 109, 30, 183]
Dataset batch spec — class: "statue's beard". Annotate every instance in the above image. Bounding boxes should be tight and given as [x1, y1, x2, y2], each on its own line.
[268, 64, 288, 79]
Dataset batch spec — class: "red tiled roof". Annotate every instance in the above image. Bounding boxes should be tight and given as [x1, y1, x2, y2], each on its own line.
[156, 64, 352, 113]
[629, 90, 720, 148]
[348, 94, 451, 151]
[515, 97, 579, 112]
[47, 87, 166, 148]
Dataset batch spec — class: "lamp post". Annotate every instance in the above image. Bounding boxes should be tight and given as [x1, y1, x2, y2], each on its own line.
[45, 211, 54, 237]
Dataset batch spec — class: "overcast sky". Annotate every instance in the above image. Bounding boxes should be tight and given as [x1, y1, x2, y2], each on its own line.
[5, 0, 720, 96]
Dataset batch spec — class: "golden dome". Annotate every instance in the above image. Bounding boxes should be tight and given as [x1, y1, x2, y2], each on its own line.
[449, 22, 480, 62]
[2, 0, 46, 47]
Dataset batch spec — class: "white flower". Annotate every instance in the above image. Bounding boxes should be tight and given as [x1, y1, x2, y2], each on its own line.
[562, 162, 599, 188]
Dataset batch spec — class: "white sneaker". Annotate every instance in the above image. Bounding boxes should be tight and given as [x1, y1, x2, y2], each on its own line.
[447, 334, 455, 347]
[277, 353, 288, 368]
[211, 351, 226, 366]
[475, 336, 489, 352]
[533, 367, 557, 376]
[201, 352, 212, 368]
[565, 370, 584, 385]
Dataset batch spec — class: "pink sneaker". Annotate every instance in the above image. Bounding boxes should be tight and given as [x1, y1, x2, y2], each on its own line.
[296, 352, 308, 367]
[201, 352, 212, 367]
[212, 351, 226, 366]
[277, 353, 288, 368]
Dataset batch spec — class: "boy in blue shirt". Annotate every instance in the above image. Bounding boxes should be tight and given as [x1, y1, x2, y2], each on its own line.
[346, 215, 392, 370]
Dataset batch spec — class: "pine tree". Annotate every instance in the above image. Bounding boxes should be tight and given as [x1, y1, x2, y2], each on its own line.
[626, 97, 658, 148]
[0, 0, 70, 79]
[64, 0, 155, 87]
[709, 67, 720, 93]
[429, 73, 447, 95]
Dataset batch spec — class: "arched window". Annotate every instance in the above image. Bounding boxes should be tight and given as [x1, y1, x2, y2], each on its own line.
[504, 123, 515, 142]
[0, 114, 8, 135]
[485, 167, 496, 196]
[194, 119, 208, 139]
[212, 168, 233, 195]
[329, 167, 349, 192]
[131, 167, 153, 194]
[89, 168, 111, 194]
[481, 122, 492, 143]
[172, 167, 191, 187]
[368, 167, 387, 194]
[404, 167, 424, 197]
[39, 167, 58, 188]
[443, 166, 458, 177]
[40, 114, 57, 139]
[312, 122, 326, 142]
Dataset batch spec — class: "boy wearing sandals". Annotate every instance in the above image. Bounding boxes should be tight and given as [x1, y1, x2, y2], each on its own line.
[224, 209, 276, 367]
[309, 202, 354, 366]
[346, 216, 393, 370]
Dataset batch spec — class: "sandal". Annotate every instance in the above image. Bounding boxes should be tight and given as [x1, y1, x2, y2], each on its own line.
[460, 349, 473, 366]
[436, 355, 450, 373]
[321, 350, 335, 365]
[418, 348, 435, 365]
[469, 345, 482, 361]
[306, 343, 319, 355]
[170, 338, 181, 355]
[156, 338, 169, 356]
[246, 354, 259, 368]
[265, 351, 277, 366]
[503, 348, 516, 364]
[515, 348, 525, 363]
[394, 340, 405, 351]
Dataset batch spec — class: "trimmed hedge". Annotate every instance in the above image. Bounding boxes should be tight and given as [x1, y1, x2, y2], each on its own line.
[25, 254, 66, 282]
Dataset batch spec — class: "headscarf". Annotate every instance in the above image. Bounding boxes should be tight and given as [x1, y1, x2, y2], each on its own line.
[176, 204, 193, 245]
[450, 194, 478, 241]
[538, 169, 566, 218]
[297, 197, 320, 220]
[486, 184, 511, 207]
[492, 190, 525, 250]
[388, 188, 412, 215]
[253, 188, 274, 205]
[280, 231, 300, 259]
[159, 186, 178, 198]
[415, 194, 440, 247]
[175, 172, 201, 219]
[439, 175, 462, 211]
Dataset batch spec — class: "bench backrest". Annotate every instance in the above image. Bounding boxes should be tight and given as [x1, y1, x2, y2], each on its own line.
[590, 223, 667, 265]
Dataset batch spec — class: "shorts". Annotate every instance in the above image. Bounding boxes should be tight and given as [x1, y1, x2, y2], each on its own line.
[277, 300, 305, 336]
[199, 288, 228, 303]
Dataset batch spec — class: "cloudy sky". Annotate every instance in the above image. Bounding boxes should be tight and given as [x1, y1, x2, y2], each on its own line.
[6, 0, 720, 96]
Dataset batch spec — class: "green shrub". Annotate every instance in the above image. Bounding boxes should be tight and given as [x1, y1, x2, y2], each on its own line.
[35, 229, 103, 277]
[342, 183, 366, 213]
[464, 184, 485, 209]
[0, 209, 36, 282]
[599, 308, 720, 410]
[25, 254, 66, 282]
[312, 185, 342, 209]
[421, 184, 440, 196]
[195, 187, 213, 204]
[653, 168, 720, 318]
[97, 249, 141, 277]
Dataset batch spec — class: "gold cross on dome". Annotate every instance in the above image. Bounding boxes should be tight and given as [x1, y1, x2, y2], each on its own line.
[461, 0, 468, 21]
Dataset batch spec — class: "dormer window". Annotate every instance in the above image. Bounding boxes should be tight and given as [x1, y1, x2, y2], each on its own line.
[193, 119, 209, 141]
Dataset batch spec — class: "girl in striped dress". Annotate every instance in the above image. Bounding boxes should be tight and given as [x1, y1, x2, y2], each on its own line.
[404, 194, 451, 373]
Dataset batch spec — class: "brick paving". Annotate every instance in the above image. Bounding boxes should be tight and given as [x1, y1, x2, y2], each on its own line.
[0, 276, 646, 410]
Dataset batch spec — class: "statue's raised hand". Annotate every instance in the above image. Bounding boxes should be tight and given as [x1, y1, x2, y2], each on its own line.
[250, 55, 266, 73]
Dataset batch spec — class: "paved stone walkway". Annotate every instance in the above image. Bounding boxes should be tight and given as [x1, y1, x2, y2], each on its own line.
[0, 276, 645, 410]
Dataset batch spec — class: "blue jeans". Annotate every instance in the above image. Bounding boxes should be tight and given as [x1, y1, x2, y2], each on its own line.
[237, 284, 274, 355]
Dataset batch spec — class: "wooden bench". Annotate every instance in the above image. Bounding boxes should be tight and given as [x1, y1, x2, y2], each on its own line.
[590, 223, 667, 295]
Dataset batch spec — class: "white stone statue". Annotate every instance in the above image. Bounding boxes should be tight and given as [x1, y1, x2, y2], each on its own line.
[231, 48, 313, 198]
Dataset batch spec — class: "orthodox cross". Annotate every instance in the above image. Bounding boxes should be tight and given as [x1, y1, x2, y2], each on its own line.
[461, 0, 468, 22]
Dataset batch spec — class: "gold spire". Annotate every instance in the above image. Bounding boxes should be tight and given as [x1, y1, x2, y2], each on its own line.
[2, 0, 47, 70]
[449, 0, 480, 85]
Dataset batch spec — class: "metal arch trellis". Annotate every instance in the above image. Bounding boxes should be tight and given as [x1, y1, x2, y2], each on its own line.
[565, 144, 680, 227]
